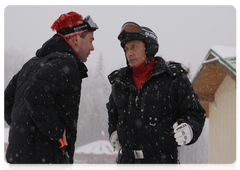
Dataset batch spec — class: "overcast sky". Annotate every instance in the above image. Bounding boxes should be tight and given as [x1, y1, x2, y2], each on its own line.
[4, 5, 236, 80]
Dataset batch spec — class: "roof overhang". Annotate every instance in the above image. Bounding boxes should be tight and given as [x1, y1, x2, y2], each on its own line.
[192, 58, 225, 102]
[192, 49, 236, 118]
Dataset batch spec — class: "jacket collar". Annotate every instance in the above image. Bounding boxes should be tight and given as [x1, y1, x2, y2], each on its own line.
[108, 56, 167, 85]
[152, 56, 168, 75]
[36, 33, 88, 79]
[36, 33, 77, 58]
[132, 58, 155, 77]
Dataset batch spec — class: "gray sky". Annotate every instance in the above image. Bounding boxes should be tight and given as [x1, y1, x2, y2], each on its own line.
[4, 5, 236, 80]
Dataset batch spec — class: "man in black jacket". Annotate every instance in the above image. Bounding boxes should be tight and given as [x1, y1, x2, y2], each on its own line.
[106, 22, 206, 163]
[4, 11, 98, 164]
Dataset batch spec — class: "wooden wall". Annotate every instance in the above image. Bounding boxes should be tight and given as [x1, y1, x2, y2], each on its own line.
[208, 75, 236, 163]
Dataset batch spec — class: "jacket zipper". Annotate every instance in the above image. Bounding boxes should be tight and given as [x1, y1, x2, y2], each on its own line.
[135, 72, 161, 108]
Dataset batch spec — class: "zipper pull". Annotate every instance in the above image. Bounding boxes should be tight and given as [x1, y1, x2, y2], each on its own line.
[135, 96, 138, 108]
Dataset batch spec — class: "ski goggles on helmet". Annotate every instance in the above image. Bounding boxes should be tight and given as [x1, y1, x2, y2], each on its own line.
[118, 22, 142, 41]
[83, 15, 99, 31]
[118, 22, 158, 43]
[57, 15, 98, 36]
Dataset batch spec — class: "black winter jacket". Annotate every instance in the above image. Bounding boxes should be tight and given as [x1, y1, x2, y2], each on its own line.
[4, 33, 88, 163]
[106, 57, 206, 163]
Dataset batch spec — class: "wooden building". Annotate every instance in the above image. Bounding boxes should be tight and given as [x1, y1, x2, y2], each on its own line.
[192, 45, 236, 163]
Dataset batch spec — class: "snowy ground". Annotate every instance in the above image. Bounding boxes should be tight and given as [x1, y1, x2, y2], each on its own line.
[0, 164, 8, 170]
[0, 164, 108, 170]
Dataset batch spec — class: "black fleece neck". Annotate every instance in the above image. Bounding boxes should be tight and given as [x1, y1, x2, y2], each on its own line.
[36, 34, 76, 58]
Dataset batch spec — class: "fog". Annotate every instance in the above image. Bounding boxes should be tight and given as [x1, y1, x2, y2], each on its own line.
[3, 5, 236, 164]
[4, 47, 209, 163]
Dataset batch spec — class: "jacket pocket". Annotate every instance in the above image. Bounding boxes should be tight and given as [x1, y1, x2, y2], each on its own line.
[8, 122, 35, 145]
[113, 93, 126, 109]
[6, 123, 36, 163]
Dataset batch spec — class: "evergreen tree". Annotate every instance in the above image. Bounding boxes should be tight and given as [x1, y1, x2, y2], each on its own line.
[76, 53, 110, 146]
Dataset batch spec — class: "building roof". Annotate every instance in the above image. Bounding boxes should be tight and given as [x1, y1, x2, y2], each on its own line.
[209, 45, 236, 73]
[0, 128, 9, 143]
[192, 45, 236, 103]
[193, 45, 236, 82]
[224, 57, 236, 71]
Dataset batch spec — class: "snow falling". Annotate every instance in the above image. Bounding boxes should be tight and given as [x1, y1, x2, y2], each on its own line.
[4, 52, 209, 164]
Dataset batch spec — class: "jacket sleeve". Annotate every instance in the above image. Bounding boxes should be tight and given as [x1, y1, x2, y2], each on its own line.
[175, 75, 206, 145]
[106, 92, 119, 138]
[24, 62, 68, 139]
[4, 73, 19, 125]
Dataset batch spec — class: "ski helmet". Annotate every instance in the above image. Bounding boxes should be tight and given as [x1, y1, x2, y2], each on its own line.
[118, 22, 159, 65]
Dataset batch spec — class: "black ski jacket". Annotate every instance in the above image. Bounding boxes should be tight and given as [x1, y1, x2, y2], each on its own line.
[106, 57, 206, 163]
[4, 33, 88, 163]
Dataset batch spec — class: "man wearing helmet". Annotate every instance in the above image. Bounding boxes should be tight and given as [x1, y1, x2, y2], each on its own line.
[4, 12, 98, 163]
[107, 22, 206, 163]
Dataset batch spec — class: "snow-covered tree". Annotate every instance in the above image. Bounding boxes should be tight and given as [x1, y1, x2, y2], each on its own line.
[76, 54, 110, 146]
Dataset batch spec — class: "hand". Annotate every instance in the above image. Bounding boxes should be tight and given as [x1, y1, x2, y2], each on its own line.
[50, 128, 68, 146]
[109, 131, 121, 151]
[173, 122, 193, 145]
[62, 128, 68, 146]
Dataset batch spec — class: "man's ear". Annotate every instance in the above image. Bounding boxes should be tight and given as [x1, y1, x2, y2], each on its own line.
[74, 35, 78, 42]
[71, 35, 79, 45]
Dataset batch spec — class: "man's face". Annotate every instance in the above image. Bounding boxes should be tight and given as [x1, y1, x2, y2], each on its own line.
[75, 32, 95, 62]
[125, 40, 147, 68]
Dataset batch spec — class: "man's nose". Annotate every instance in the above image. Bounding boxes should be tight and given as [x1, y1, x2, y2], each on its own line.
[126, 50, 133, 58]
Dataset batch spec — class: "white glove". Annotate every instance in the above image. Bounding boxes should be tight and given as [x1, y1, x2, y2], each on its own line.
[173, 122, 193, 145]
[109, 131, 122, 151]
